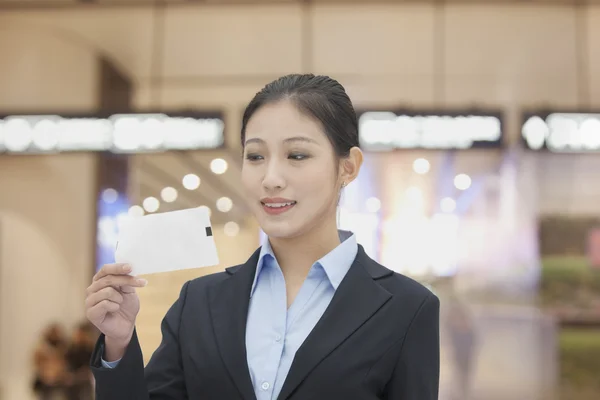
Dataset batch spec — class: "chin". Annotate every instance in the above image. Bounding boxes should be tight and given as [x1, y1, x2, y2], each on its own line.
[259, 222, 301, 240]
[257, 213, 312, 240]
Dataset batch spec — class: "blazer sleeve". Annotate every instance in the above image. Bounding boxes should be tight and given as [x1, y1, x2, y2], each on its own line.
[384, 293, 440, 400]
[90, 281, 191, 400]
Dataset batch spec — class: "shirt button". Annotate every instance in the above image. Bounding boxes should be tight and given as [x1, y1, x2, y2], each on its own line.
[261, 382, 270, 391]
[275, 334, 282, 342]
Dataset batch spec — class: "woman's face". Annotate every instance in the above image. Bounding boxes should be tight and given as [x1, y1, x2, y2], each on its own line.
[242, 100, 342, 239]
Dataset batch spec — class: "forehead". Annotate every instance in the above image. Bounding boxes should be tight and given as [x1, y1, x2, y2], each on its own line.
[245, 100, 326, 143]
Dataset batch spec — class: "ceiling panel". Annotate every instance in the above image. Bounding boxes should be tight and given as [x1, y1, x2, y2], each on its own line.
[161, 4, 303, 78]
[0, 0, 592, 4]
[312, 4, 435, 76]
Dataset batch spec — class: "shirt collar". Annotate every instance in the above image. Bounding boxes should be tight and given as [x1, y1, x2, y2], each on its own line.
[250, 230, 358, 297]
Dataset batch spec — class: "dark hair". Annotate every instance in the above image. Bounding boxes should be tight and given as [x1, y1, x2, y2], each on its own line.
[241, 74, 359, 158]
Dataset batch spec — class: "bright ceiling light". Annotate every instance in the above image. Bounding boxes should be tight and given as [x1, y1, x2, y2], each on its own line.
[216, 197, 233, 213]
[454, 174, 472, 191]
[143, 196, 160, 213]
[101, 188, 118, 204]
[413, 158, 430, 174]
[440, 197, 456, 213]
[224, 221, 240, 237]
[366, 197, 381, 213]
[405, 186, 423, 202]
[128, 205, 145, 217]
[182, 174, 200, 190]
[161, 187, 178, 203]
[210, 158, 228, 175]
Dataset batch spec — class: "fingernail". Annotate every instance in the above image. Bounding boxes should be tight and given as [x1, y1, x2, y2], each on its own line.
[123, 265, 132, 273]
[137, 278, 148, 286]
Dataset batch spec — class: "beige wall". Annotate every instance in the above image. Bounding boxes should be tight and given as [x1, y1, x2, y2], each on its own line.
[0, 154, 97, 399]
[0, 27, 100, 399]
[0, 24, 99, 112]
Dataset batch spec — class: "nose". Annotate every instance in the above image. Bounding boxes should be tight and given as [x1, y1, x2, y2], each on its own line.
[262, 159, 286, 192]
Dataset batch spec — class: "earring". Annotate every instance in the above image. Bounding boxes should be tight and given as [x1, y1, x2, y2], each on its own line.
[341, 182, 347, 188]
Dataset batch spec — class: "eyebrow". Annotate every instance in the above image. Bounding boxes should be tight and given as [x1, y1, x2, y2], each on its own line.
[244, 136, 318, 146]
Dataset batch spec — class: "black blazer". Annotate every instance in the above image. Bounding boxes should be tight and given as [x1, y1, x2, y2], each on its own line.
[91, 245, 440, 400]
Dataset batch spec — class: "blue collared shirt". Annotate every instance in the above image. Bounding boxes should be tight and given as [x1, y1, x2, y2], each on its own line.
[102, 230, 358, 400]
[246, 230, 357, 400]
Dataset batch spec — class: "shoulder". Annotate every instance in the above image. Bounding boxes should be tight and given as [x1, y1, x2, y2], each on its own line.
[374, 269, 440, 337]
[382, 270, 436, 304]
[362, 256, 438, 313]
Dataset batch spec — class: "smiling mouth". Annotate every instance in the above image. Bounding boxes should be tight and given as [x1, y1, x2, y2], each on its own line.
[260, 201, 297, 215]
[261, 201, 297, 208]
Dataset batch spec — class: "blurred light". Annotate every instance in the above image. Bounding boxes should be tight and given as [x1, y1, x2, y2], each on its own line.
[405, 186, 423, 203]
[143, 197, 160, 213]
[429, 213, 460, 277]
[4, 118, 33, 151]
[521, 116, 548, 150]
[338, 209, 379, 260]
[139, 118, 163, 150]
[113, 117, 142, 151]
[97, 216, 117, 248]
[32, 119, 60, 151]
[161, 187, 178, 203]
[216, 197, 233, 212]
[0, 114, 226, 154]
[210, 158, 228, 175]
[182, 174, 200, 190]
[522, 113, 600, 152]
[198, 205, 212, 217]
[440, 197, 456, 213]
[365, 197, 381, 213]
[101, 188, 118, 204]
[454, 174, 472, 190]
[128, 205, 145, 217]
[412, 158, 430, 174]
[116, 212, 131, 231]
[580, 118, 600, 149]
[380, 212, 459, 278]
[358, 112, 501, 150]
[224, 221, 240, 237]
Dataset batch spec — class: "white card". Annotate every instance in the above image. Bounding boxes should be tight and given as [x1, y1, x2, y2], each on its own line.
[115, 207, 219, 276]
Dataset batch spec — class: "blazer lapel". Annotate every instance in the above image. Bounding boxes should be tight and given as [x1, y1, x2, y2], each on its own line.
[277, 246, 393, 400]
[208, 249, 261, 400]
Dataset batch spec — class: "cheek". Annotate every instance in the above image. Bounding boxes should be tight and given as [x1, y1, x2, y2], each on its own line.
[241, 168, 259, 192]
[297, 166, 337, 198]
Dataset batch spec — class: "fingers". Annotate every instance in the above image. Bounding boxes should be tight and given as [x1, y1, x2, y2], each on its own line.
[85, 287, 124, 309]
[93, 263, 132, 282]
[87, 274, 147, 296]
[86, 299, 120, 322]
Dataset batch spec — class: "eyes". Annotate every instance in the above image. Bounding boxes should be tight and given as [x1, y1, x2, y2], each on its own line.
[245, 152, 310, 162]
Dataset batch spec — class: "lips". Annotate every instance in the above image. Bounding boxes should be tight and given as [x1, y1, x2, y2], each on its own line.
[262, 201, 296, 208]
[261, 198, 297, 215]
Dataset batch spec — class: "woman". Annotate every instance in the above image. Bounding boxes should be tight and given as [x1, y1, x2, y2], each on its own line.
[86, 74, 440, 400]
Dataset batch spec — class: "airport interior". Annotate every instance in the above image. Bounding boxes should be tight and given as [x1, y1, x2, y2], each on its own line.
[1, 0, 600, 399]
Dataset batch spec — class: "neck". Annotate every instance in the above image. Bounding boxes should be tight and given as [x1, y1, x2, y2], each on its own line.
[268, 217, 341, 282]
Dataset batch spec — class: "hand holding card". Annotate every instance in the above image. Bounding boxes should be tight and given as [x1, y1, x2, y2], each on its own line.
[115, 207, 220, 276]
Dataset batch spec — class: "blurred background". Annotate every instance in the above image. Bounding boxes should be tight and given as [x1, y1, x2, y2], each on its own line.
[1, 0, 599, 399]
